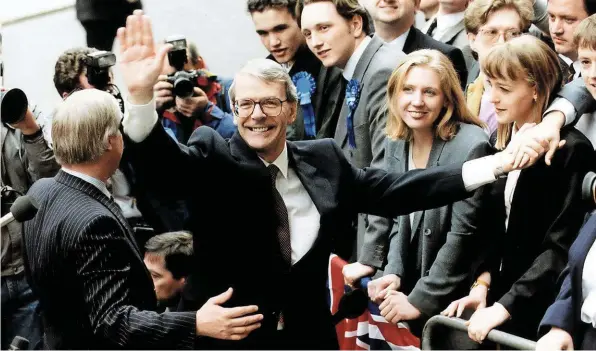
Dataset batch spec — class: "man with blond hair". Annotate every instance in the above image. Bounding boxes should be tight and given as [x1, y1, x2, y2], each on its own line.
[21, 89, 263, 349]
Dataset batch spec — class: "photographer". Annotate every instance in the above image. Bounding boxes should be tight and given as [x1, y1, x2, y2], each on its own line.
[154, 37, 236, 144]
[1, 87, 60, 350]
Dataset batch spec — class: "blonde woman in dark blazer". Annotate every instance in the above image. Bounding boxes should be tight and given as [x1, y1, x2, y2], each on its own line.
[344, 49, 490, 334]
[442, 35, 594, 343]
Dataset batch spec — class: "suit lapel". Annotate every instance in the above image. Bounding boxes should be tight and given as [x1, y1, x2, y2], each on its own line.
[436, 19, 465, 44]
[335, 37, 384, 147]
[402, 26, 419, 54]
[410, 139, 446, 236]
[54, 171, 144, 263]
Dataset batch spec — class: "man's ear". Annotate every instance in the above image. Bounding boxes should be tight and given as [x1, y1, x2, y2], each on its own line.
[288, 101, 298, 124]
[351, 14, 364, 38]
[467, 32, 478, 52]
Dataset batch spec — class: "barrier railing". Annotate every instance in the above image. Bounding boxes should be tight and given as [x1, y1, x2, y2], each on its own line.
[421, 315, 537, 350]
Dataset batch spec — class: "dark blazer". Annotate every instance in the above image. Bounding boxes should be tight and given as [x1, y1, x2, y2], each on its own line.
[268, 46, 343, 141]
[483, 128, 594, 340]
[539, 213, 596, 348]
[125, 123, 473, 349]
[360, 124, 490, 316]
[558, 78, 596, 125]
[402, 26, 468, 89]
[22, 171, 196, 349]
[75, 0, 141, 23]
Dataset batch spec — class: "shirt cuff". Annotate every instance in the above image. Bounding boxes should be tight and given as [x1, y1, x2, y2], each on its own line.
[462, 155, 497, 192]
[544, 98, 576, 127]
[123, 98, 158, 143]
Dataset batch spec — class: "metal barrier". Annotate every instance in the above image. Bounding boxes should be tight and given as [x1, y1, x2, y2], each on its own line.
[421, 315, 537, 350]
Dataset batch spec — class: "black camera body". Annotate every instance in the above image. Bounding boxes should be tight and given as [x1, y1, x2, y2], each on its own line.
[583, 171, 596, 208]
[85, 51, 116, 90]
[165, 35, 199, 99]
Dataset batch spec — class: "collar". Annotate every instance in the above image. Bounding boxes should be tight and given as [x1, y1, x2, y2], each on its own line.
[259, 143, 289, 179]
[280, 61, 294, 73]
[342, 36, 372, 80]
[378, 28, 410, 52]
[436, 11, 464, 32]
[62, 168, 111, 198]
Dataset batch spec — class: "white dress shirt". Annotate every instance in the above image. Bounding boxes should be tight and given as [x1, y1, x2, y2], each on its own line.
[62, 168, 111, 198]
[342, 36, 372, 80]
[377, 28, 410, 52]
[433, 11, 465, 40]
[581, 239, 596, 327]
[259, 145, 321, 265]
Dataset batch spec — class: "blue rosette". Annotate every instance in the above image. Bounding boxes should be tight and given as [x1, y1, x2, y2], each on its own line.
[345, 78, 361, 149]
[292, 71, 317, 138]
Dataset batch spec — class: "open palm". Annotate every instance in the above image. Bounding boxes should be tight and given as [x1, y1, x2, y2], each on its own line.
[117, 10, 170, 104]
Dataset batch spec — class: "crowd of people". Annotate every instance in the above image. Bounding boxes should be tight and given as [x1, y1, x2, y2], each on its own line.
[1, 0, 595, 349]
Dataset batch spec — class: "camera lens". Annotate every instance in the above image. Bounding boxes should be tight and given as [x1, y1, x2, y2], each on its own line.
[1, 88, 29, 125]
[173, 78, 194, 98]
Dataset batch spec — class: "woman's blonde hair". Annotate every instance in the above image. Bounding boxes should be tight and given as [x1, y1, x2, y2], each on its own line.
[481, 35, 562, 149]
[385, 49, 484, 141]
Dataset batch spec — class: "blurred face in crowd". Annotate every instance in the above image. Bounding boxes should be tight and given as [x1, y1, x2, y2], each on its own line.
[548, 0, 589, 60]
[438, 0, 468, 14]
[469, 7, 523, 63]
[578, 46, 596, 98]
[363, 0, 418, 26]
[396, 66, 445, 133]
[144, 253, 186, 302]
[251, 7, 305, 64]
[233, 73, 296, 162]
[488, 75, 537, 128]
[301, 1, 365, 68]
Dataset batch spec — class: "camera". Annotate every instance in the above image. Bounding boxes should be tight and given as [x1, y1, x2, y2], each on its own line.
[165, 35, 199, 99]
[1, 88, 28, 125]
[85, 51, 116, 90]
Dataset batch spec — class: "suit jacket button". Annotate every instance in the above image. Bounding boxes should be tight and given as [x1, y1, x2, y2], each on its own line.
[424, 229, 432, 236]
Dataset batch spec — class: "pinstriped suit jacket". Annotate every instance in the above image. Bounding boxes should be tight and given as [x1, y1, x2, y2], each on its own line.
[22, 171, 196, 349]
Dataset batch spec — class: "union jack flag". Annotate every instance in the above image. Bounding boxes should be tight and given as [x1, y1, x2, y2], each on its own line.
[327, 254, 421, 350]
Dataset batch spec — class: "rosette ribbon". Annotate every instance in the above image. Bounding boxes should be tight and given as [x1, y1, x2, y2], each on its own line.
[345, 79, 361, 149]
[292, 71, 317, 138]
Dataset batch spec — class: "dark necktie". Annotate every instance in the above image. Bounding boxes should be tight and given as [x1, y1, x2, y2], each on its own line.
[566, 64, 576, 84]
[427, 17, 438, 37]
[268, 165, 292, 264]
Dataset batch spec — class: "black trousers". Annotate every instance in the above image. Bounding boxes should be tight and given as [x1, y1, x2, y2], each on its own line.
[80, 20, 122, 51]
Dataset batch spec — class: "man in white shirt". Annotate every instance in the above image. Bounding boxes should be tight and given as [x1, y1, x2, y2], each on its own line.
[117, 10, 547, 349]
[421, 0, 470, 62]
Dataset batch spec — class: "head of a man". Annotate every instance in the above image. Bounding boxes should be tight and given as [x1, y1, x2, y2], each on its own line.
[54, 47, 113, 99]
[465, 0, 533, 62]
[248, 0, 306, 64]
[298, 0, 370, 68]
[143, 231, 193, 303]
[52, 89, 123, 180]
[547, 0, 595, 60]
[229, 59, 297, 162]
[361, 0, 419, 35]
[575, 14, 596, 98]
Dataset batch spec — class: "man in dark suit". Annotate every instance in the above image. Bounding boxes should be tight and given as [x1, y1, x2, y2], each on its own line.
[362, 0, 468, 87]
[21, 89, 264, 349]
[76, 0, 142, 51]
[247, 0, 344, 140]
[119, 10, 533, 349]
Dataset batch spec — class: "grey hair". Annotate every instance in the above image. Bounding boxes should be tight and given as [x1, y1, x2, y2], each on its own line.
[228, 58, 298, 107]
[52, 89, 121, 165]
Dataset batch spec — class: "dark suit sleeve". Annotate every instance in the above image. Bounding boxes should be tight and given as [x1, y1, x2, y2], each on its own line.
[125, 123, 219, 200]
[538, 265, 575, 336]
[72, 216, 196, 349]
[22, 126, 61, 183]
[408, 140, 491, 316]
[557, 79, 596, 126]
[334, 141, 472, 218]
[497, 140, 593, 317]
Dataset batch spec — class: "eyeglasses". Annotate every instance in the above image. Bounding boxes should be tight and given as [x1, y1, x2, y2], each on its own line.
[233, 97, 287, 118]
[478, 28, 522, 43]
